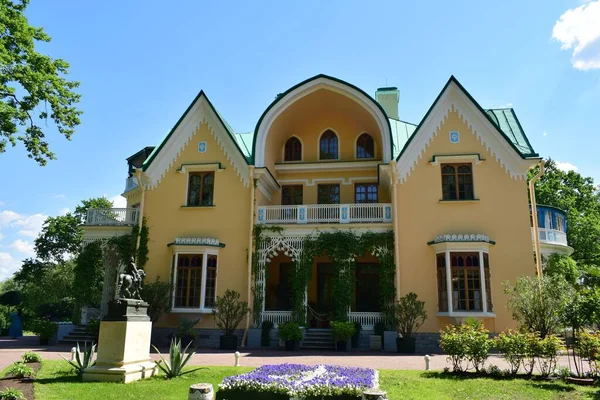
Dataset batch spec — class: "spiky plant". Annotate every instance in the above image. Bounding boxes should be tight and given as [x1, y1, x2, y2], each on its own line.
[0, 387, 25, 400]
[152, 338, 202, 379]
[60, 342, 96, 376]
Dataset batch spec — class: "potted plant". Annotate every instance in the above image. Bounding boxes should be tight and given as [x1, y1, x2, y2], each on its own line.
[330, 321, 356, 351]
[278, 322, 303, 351]
[213, 290, 249, 350]
[32, 317, 58, 345]
[174, 317, 200, 347]
[351, 321, 362, 348]
[395, 292, 427, 354]
[261, 320, 274, 347]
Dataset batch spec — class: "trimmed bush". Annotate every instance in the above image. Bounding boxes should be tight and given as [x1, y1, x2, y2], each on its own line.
[494, 330, 538, 375]
[439, 323, 491, 373]
[536, 334, 565, 377]
[21, 351, 42, 363]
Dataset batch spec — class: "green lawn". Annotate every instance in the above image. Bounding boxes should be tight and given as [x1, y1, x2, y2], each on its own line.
[31, 360, 599, 400]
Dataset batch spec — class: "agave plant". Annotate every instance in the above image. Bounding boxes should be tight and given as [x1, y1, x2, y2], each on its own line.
[60, 342, 96, 376]
[152, 338, 202, 379]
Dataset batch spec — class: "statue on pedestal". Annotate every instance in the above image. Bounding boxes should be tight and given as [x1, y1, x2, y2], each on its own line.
[117, 256, 146, 300]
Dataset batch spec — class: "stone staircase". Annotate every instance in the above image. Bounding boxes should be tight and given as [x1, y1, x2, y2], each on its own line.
[301, 328, 335, 350]
[59, 325, 96, 345]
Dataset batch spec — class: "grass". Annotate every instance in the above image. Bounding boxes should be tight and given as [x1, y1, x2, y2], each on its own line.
[32, 360, 599, 400]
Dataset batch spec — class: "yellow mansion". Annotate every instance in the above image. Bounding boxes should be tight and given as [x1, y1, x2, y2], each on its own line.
[82, 74, 572, 351]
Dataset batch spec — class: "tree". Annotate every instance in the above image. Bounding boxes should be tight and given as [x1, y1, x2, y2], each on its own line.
[545, 254, 579, 286]
[0, 0, 82, 165]
[531, 159, 600, 269]
[34, 196, 112, 262]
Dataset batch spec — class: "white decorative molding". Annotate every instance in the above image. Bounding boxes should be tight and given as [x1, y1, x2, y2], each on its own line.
[434, 233, 490, 243]
[274, 160, 379, 174]
[395, 82, 538, 183]
[176, 163, 224, 174]
[144, 94, 249, 189]
[277, 176, 377, 187]
[254, 76, 392, 167]
[254, 167, 280, 201]
[429, 154, 484, 166]
[173, 237, 220, 246]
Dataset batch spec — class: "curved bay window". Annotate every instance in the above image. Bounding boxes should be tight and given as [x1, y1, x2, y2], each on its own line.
[284, 136, 302, 162]
[436, 251, 492, 314]
[319, 130, 338, 160]
[187, 172, 214, 206]
[356, 133, 374, 159]
[441, 164, 474, 200]
[173, 251, 218, 311]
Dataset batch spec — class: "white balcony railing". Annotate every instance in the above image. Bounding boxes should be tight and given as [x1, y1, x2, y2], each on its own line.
[532, 227, 569, 247]
[124, 176, 139, 193]
[257, 203, 392, 225]
[261, 311, 293, 327]
[85, 208, 140, 226]
[348, 312, 382, 330]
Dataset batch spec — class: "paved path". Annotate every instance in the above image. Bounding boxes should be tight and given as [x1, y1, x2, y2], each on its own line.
[0, 336, 573, 373]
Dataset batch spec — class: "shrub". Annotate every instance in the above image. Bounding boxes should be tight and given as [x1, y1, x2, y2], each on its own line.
[556, 365, 572, 381]
[439, 323, 491, 373]
[85, 318, 100, 337]
[60, 342, 96, 376]
[213, 290, 249, 336]
[261, 320, 274, 347]
[330, 321, 356, 342]
[152, 338, 201, 379]
[536, 334, 565, 377]
[574, 331, 600, 377]
[175, 317, 200, 345]
[278, 322, 303, 342]
[31, 317, 58, 340]
[6, 362, 34, 379]
[21, 351, 42, 363]
[395, 292, 427, 338]
[37, 298, 74, 321]
[0, 387, 25, 400]
[143, 277, 172, 323]
[494, 330, 532, 375]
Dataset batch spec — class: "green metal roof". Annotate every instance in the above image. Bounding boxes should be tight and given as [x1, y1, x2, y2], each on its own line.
[485, 108, 537, 157]
[232, 132, 253, 161]
[389, 118, 417, 159]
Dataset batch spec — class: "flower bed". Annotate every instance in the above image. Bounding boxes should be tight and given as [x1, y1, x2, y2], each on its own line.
[216, 364, 378, 400]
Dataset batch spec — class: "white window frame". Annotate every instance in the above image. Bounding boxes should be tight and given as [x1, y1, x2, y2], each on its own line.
[170, 246, 219, 313]
[431, 241, 495, 318]
[177, 164, 222, 207]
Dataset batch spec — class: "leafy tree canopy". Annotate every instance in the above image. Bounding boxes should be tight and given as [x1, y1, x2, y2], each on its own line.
[0, 0, 82, 164]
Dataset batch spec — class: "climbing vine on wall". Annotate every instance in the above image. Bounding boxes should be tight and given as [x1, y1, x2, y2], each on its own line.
[251, 224, 283, 327]
[108, 218, 150, 269]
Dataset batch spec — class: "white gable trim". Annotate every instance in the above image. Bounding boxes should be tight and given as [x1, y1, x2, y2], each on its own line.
[395, 82, 538, 183]
[254, 77, 392, 167]
[144, 95, 249, 189]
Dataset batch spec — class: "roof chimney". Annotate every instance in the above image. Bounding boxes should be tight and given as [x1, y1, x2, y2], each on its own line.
[375, 87, 399, 120]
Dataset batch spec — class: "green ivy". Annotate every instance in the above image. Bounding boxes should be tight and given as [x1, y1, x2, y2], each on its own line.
[107, 218, 150, 268]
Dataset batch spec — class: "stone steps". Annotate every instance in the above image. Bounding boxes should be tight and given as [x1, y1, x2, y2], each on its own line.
[301, 329, 335, 350]
[59, 325, 97, 345]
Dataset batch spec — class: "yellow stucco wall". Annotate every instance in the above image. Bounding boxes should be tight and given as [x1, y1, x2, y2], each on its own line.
[142, 122, 251, 328]
[395, 109, 535, 333]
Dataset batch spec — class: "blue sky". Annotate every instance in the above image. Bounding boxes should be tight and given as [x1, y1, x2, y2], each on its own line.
[0, 0, 599, 280]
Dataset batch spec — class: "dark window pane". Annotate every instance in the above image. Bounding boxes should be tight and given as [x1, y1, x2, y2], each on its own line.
[356, 133, 374, 159]
[188, 172, 215, 206]
[441, 163, 474, 200]
[284, 137, 302, 161]
[282, 185, 303, 206]
[187, 175, 201, 206]
[204, 255, 217, 308]
[320, 130, 338, 160]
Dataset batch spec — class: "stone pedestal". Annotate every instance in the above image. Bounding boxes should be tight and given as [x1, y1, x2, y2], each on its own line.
[83, 299, 157, 383]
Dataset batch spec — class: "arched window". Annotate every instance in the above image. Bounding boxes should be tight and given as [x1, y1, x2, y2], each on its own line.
[284, 137, 302, 162]
[319, 130, 338, 160]
[356, 133, 374, 159]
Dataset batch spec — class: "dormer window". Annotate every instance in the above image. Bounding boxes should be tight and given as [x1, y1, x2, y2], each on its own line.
[284, 137, 302, 162]
[356, 133, 374, 159]
[319, 130, 338, 160]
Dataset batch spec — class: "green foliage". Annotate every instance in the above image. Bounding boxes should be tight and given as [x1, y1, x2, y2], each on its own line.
[85, 318, 100, 336]
[143, 276, 171, 323]
[60, 342, 95, 376]
[34, 214, 82, 263]
[0, 305, 9, 330]
[73, 197, 113, 224]
[0, 387, 25, 400]
[37, 297, 74, 321]
[0, 290, 21, 306]
[330, 321, 356, 342]
[494, 330, 538, 375]
[107, 218, 149, 268]
[31, 317, 58, 339]
[439, 323, 492, 373]
[535, 334, 565, 377]
[21, 351, 42, 363]
[213, 290, 249, 336]
[394, 292, 427, 338]
[73, 242, 103, 307]
[6, 361, 34, 379]
[0, 0, 82, 165]
[175, 317, 200, 343]
[277, 322, 303, 342]
[152, 338, 201, 379]
[260, 320, 274, 346]
[573, 331, 600, 378]
[545, 254, 579, 285]
[504, 275, 573, 338]
[137, 218, 150, 268]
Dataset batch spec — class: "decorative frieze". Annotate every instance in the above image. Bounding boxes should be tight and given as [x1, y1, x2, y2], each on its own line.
[173, 237, 220, 246]
[433, 233, 490, 243]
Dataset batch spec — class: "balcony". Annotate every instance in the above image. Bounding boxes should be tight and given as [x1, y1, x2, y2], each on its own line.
[531, 227, 569, 247]
[85, 208, 140, 226]
[257, 203, 392, 225]
[123, 176, 139, 193]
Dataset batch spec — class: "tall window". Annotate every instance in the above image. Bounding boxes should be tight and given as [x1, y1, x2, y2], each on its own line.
[319, 130, 338, 160]
[187, 172, 214, 206]
[354, 263, 380, 312]
[317, 184, 340, 204]
[556, 215, 565, 232]
[436, 252, 492, 313]
[173, 253, 218, 310]
[356, 133, 374, 159]
[355, 183, 378, 203]
[441, 164, 474, 200]
[284, 137, 302, 161]
[282, 185, 303, 205]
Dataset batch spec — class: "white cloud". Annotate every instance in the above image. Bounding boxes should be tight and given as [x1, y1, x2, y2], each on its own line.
[58, 208, 70, 216]
[0, 210, 21, 227]
[8, 239, 35, 257]
[556, 161, 579, 172]
[108, 195, 127, 209]
[0, 210, 47, 238]
[0, 252, 21, 281]
[543, 131, 548, 136]
[552, 1, 600, 70]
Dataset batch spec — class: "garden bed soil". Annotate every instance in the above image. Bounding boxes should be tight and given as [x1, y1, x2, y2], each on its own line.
[0, 362, 40, 400]
[216, 391, 361, 400]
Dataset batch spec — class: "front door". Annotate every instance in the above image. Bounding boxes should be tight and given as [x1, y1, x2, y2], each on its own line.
[314, 263, 334, 328]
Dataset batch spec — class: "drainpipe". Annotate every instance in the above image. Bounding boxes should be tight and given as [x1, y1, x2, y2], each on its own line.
[241, 167, 255, 347]
[134, 169, 146, 251]
[529, 160, 545, 281]
[389, 161, 401, 300]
